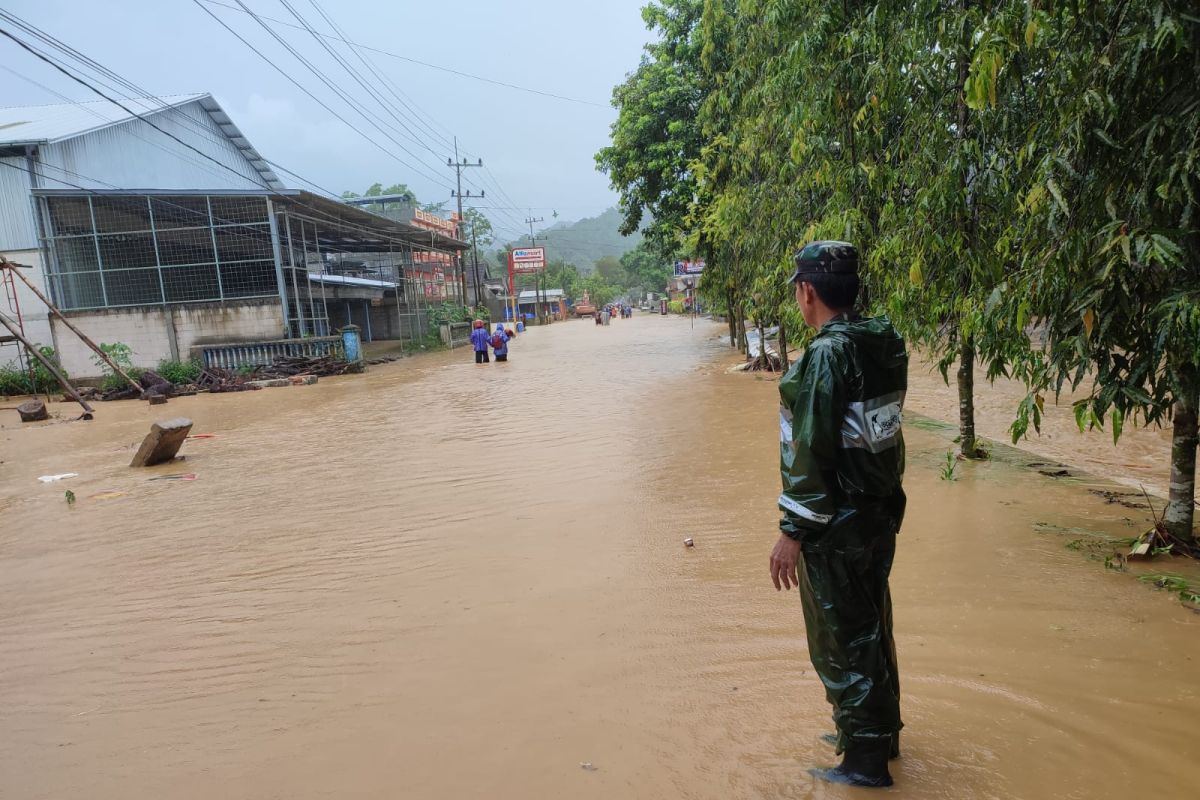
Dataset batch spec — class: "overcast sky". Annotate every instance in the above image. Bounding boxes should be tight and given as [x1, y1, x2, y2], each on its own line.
[0, 0, 652, 241]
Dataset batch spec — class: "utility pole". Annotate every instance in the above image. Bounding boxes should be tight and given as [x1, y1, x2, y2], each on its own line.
[525, 216, 545, 324]
[447, 137, 484, 307]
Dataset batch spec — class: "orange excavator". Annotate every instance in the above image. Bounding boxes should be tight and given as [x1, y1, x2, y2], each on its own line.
[573, 289, 596, 318]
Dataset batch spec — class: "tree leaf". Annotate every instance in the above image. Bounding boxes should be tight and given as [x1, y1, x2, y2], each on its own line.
[1082, 308, 1096, 338]
[1046, 178, 1069, 213]
[1074, 401, 1089, 433]
[1111, 407, 1124, 445]
[909, 260, 924, 286]
[1025, 20, 1039, 47]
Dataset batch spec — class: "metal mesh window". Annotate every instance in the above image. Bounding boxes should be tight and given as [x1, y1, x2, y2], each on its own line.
[156, 227, 216, 266]
[41, 194, 279, 310]
[150, 196, 210, 229]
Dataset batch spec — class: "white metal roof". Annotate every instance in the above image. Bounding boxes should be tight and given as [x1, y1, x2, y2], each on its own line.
[308, 272, 396, 289]
[0, 93, 283, 190]
[517, 289, 565, 301]
[0, 93, 205, 144]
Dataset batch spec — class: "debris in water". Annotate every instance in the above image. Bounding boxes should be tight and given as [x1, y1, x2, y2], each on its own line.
[580, 762, 598, 772]
[38, 473, 78, 483]
[17, 399, 49, 422]
[684, 538, 695, 548]
[130, 418, 193, 468]
[64, 490, 75, 505]
[88, 490, 126, 500]
[147, 473, 196, 482]
[187, 433, 217, 440]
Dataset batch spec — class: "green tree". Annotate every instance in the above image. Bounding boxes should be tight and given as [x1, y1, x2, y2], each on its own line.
[1001, 1, 1200, 540]
[620, 241, 673, 295]
[596, 0, 708, 260]
[594, 255, 626, 287]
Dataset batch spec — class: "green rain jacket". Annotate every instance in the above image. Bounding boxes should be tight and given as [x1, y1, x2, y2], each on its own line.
[778, 316, 908, 543]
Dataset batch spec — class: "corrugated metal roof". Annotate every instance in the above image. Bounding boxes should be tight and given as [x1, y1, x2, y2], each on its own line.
[0, 94, 283, 190]
[0, 94, 205, 144]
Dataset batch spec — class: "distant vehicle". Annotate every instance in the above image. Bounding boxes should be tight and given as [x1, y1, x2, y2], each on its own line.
[573, 288, 596, 318]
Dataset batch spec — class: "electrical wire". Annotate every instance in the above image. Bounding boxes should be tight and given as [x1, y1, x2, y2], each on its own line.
[199, 0, 610, 108]
[207, 0, 453, 189]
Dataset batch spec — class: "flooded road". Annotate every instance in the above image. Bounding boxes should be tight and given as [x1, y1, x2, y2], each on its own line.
[2, 315, 1199, 799]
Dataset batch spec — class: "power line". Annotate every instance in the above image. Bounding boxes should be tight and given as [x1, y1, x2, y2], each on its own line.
[304, 0, 457, 153]
[190, 0, 453, 191]
[0, 13, 351, 204]
[276, 0, 446, 161]
[199, 0, 610, 108]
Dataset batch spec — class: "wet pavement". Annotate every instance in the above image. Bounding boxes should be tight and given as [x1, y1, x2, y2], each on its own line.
[2, 314, 1198, 799]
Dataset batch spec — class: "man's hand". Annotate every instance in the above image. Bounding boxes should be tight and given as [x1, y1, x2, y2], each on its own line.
[770, 534, 802, 591]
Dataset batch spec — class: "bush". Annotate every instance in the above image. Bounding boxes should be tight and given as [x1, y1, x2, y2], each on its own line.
[428, 302, 474, 327]
[157, 358, 202, 385]
[0, 346, 66, 396]
[92, 342, 144, 391]
[668, 300, 686, 314]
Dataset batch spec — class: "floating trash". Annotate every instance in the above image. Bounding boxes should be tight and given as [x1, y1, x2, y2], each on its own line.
[147, 473, 197, 482]
[38, 473, 78, 483]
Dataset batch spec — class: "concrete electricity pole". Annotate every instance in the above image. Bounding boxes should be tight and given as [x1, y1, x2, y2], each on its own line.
[525, 216, 545, 324]
[447, 138, 483, 306]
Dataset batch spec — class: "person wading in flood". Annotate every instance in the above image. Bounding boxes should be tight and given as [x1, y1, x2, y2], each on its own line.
[470, 319, 490, 364]
[490, 323, 511, 363]
[769, 241, 908, 788]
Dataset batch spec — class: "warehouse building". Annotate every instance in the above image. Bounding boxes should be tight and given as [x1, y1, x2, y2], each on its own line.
[0, 94, 466, 377]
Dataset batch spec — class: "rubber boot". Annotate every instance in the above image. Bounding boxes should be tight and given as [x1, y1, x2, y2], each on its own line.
[820, 732, 900, 760]
[809, 739, 894, 788]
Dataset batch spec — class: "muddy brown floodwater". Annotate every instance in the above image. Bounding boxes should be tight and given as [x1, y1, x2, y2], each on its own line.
[2, 315, 1199, 800]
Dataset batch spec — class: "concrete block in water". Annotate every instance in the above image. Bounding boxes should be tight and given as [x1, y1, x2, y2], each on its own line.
[248, 379, 289, 389]
[288, 374, 318, 386]
[130, 418, 193, 468]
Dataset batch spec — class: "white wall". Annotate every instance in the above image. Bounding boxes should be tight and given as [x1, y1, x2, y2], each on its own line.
[49, 301, 285, 379]
[0, 248, 54, 368]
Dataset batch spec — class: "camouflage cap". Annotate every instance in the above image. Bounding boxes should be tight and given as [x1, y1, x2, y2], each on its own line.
[788, 241, 859, 283]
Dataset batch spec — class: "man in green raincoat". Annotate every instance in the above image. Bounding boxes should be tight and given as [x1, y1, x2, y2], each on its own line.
[769, 241, 908, 788]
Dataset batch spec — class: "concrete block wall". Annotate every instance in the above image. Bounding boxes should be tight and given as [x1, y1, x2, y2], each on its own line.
[51, 307, 171, 377]
[173, 303, 285, 350]
[50, 300, 285, 379]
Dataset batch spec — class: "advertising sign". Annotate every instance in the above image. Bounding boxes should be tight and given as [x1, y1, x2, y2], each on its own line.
[511, 247, 546, 274]
[673, 259, 706, 276]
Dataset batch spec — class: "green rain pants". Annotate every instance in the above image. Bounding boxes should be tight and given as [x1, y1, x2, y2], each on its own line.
[798, 522, 902, 753]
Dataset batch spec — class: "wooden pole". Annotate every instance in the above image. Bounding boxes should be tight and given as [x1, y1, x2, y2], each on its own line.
[0, 310, 93, 415]
[1, 258, 143, 392]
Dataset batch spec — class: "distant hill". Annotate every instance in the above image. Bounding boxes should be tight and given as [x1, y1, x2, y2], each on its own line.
[506, 207, 641, 272]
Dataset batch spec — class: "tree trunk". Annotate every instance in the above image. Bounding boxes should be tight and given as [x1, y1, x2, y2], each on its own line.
[779, 318, 790, 370]
[957, 337, 978, 458]
[727, 288, 737, 347]
[1165, 396, 1198, 543]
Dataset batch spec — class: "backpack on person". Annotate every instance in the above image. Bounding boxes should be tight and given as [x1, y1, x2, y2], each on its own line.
[491, 332, 505, 349]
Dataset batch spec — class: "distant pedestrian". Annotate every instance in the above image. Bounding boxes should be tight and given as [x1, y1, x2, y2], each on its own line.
[491, 323, 511, 363]
[470, 319, 490, 364]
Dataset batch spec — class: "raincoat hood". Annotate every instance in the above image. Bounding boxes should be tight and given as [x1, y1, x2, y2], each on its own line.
[821, 316, 908, 376]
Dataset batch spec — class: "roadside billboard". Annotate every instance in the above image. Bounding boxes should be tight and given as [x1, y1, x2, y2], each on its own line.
[673, 259, 705, 276]
[511, 247, 546, 274]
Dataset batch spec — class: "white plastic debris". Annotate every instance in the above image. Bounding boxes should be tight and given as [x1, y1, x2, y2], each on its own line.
[38, 473, 78, 483]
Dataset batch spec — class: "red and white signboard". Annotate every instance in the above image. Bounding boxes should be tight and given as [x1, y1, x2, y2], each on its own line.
[510, 247, 546, 274]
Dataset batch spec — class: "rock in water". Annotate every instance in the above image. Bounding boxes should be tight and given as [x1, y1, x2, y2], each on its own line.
[130, 418, 193, 467]
[17, 400, 49, 422]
